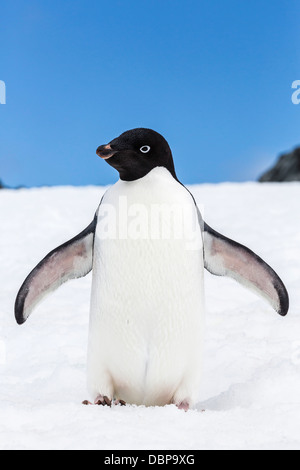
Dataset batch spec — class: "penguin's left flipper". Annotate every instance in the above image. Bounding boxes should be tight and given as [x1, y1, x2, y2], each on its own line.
[203, 223, 289, 316]
[15, 215, 97, 325]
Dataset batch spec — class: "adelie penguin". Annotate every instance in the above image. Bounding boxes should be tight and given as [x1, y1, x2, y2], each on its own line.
[15, 128, 289, 411]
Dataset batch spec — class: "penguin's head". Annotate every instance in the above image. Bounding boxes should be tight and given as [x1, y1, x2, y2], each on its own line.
[96, 128, 177, 181]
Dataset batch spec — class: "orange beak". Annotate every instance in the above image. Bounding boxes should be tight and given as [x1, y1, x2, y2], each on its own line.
[96, 144, 116, 160]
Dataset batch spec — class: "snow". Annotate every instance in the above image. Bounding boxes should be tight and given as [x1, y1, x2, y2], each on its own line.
[0, 182, 299, 450]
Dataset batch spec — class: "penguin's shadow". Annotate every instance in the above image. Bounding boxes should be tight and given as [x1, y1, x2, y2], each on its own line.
[195, 380, 258, 412]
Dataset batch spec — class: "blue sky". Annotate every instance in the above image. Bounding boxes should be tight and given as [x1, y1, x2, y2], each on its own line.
[1, 0, 300, 187]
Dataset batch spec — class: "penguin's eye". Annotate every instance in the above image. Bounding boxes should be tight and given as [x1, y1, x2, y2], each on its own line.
[140, 146, 151, 154]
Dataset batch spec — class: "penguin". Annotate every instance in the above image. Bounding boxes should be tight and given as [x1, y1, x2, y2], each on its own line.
[15, 128, 289, 410]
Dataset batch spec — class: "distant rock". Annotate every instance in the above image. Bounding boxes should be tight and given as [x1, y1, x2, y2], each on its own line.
[0, 180, 4, 189]
[259, 147, 300, 182]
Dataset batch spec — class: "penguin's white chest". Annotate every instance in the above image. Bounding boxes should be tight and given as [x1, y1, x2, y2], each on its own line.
[87, 167, 205, 406]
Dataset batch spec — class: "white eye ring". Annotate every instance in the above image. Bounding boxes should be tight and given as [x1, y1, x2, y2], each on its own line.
[140, 145, 151, 153]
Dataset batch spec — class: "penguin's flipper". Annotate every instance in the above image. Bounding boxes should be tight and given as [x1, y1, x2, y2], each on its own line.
[203, 223, 289, 316]
[15, 215, 97, 325]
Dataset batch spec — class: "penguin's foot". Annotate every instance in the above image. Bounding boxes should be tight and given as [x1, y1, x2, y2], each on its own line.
[176, 400, 190, 412]
[94, 395, 112, 406]
[114, 399, 126, 406]
[82, 397, 126, 406]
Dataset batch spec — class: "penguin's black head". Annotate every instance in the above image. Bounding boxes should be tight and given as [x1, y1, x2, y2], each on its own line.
[96, 128, 177, 181]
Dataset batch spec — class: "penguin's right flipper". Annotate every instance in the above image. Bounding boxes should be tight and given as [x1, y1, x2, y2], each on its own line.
[15, 215, 97, 325]
[203, 223, 289, 316]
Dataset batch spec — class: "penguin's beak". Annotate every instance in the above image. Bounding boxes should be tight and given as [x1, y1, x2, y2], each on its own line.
[96, 144, 116, 160]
